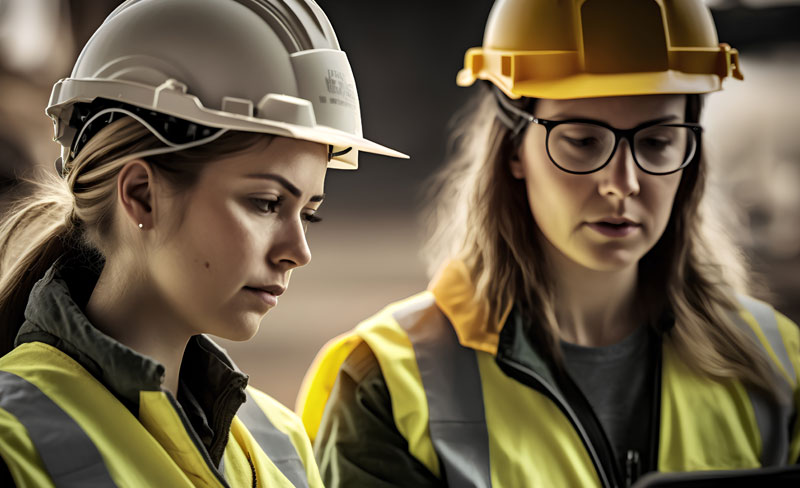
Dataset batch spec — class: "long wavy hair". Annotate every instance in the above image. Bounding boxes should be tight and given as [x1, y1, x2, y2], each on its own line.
[0, 117, 270, 355]
[423, 85, 776, 392]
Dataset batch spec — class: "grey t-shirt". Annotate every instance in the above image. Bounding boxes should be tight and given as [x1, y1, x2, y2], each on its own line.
[561, 325, 654, 476]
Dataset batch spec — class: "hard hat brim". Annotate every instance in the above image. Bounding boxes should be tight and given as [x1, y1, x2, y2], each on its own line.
[47, 77, 408, 169]
[460, 69, 726, 100]
[457, 45, 743, 100]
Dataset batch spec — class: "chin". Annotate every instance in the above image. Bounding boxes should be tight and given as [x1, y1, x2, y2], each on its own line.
[210, 316, 262, 342]
[574, 247, 644, 272]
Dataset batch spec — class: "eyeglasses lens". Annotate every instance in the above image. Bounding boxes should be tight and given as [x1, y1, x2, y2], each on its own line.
[633, 125, 696, 173]
[548, 123, 614, 173]
[548, 123, 697, 174]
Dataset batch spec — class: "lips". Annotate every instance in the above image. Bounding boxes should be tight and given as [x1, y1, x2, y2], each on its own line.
[586, 217, 641, 238]
[243, 284, 285, 308]
[244, 284, 285, 296]
[594, 217, 639, 226]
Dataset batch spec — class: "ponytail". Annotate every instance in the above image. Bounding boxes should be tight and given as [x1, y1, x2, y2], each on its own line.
[0, 171, 78, 355]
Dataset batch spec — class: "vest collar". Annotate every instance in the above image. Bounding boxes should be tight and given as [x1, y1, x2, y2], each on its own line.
[429, 260, 513, 356]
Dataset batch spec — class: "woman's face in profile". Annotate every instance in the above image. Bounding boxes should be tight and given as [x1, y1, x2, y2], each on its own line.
[148, 136, 327, 341]
[511, 95, 687, 273]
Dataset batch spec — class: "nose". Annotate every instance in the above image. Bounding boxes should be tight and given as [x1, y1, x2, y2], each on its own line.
[268, 217, 312, 271]
[598, 139, 640, 199]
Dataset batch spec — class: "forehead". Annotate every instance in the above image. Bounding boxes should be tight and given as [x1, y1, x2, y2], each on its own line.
[536, 95, 688, 128]
[204, 136, 328, 193]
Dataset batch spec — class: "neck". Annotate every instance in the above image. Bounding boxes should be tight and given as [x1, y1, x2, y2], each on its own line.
[546, 245, 641, 347]
[85, 257, 191, 396]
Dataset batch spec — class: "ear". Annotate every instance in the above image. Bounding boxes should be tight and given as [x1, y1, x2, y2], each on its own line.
[117, 159, 155, 230]
[509, 151, 526, 180]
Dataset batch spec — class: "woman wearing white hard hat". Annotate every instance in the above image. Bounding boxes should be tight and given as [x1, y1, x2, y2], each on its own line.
[0, 0, 405, 486]
[299, 1, 800, 486]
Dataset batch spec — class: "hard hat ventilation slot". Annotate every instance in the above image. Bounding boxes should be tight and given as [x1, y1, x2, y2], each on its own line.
[236, 0, 338, 52]
[501, 56, 512, 77]
[222, 97, 255, 117]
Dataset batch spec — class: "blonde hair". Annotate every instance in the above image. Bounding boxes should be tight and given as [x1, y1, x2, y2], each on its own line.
[0, 116, 270, 354]
[423, 87, 776, 392]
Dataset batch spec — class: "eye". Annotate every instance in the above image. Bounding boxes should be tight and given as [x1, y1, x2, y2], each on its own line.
[303, 213, 323, 224]
[563, 135, 600, 148]
[250, 197, 282, 214]
[299, 212, 321, 233]
[641, 137, 672, 150]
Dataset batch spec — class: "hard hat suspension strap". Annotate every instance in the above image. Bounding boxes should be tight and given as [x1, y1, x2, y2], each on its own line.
[490, 84, 536, 146]
[62, 100, 229, 178]
[327, 146, 352, 162]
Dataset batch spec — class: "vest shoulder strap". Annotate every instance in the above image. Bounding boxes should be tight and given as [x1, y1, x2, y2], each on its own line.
[237, 388, 309, 488]
[733, 295, 797, 466]
[0, 369, 116, 487]
[736, 294, 797, 383]
[392, 295, 492, 488]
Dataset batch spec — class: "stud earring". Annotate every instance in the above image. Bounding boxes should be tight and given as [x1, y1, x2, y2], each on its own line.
[138, 223, 143, 229]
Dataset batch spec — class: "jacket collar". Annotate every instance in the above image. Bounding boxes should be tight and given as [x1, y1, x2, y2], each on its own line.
[15, 255, 248, 414]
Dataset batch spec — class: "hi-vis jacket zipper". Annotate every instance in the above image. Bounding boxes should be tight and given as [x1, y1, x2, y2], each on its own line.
[249, 456, 258, 488]
[626, 450, 641, 487]
[495, 342, 663, 488]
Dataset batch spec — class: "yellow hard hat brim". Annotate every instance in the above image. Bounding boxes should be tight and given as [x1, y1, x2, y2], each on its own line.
[458, 45, 744, 100]
[460, 69, 725, 100]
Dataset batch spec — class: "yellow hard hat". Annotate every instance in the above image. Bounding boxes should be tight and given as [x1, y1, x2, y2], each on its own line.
[457, 0, 743, 99]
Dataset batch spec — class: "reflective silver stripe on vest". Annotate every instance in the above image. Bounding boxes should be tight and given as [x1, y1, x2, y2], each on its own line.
[737, 295, 796, 383]
[237, 390, 309, 488]
[733, 295, 795, 466]
[393, 295, 492, 488]
[0, 370, 117, 487]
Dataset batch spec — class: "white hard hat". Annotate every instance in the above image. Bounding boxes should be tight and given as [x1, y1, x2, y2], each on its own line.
[46, 0, 408, 170]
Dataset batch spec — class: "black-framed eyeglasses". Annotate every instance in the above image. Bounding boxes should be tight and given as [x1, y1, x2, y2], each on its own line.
[492, 86, 703, 175]
[531, 117, 702, 175]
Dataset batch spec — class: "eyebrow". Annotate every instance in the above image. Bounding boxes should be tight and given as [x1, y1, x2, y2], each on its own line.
[547, 113, 681, 126]
[245, 173, 325, 202]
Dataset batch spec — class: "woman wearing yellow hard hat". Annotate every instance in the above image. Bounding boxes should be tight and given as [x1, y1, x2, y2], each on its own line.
[298, 1, 800, 486]
[0, 0, 405, 486]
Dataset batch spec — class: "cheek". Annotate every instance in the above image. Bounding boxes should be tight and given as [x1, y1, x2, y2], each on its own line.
[643, 174, 683, 227]
[518, 134, 591, 228]
[524, 160, 591, 233]
[174, 198, 260, 288]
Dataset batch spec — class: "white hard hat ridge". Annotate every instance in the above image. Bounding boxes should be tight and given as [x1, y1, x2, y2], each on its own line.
[47, 0, 407, 170]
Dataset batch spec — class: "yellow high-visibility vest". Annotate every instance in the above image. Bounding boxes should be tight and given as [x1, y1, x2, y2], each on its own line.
[0, 341, 324, 487]
[300, 260, 800, 487]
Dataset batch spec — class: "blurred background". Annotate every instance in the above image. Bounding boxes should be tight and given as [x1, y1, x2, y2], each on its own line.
[1, 0, 798, 408]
